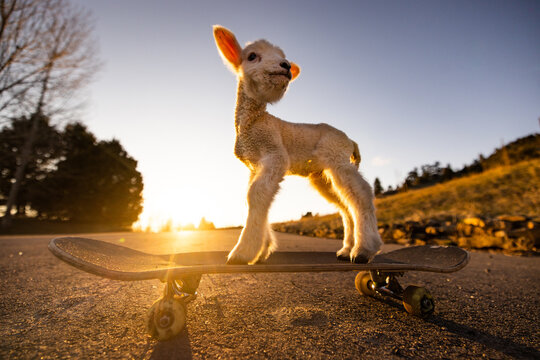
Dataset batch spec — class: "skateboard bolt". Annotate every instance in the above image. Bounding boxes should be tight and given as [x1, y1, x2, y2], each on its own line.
[158, 312, 173, 328]
[421, 298, 434, 311]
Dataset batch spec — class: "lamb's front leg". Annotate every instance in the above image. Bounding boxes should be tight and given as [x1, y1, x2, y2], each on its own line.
[227, 157, 287, 265]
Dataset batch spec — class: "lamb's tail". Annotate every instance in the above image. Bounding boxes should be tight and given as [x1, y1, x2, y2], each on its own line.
[350, 141, 361, 168]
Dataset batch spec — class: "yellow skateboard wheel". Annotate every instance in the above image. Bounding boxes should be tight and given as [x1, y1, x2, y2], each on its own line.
[355, 271, 376, 296]
[403, 285, 434, 317]
[147, 296, 186, 341]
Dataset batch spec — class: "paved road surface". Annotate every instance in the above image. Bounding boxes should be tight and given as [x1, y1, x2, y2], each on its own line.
[1, 230, 539, 359]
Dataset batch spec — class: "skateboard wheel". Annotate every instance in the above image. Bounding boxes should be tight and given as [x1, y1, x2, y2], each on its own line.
[402, 285, 434, 317]
[147, 296, 186, 341]
[355, 272, 376, 296]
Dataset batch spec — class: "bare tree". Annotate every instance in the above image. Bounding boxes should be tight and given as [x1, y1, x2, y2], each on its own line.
[1, 0, 100, 227]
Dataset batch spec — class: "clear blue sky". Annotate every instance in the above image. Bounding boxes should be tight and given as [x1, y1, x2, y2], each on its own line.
[73, 0, 539, 229]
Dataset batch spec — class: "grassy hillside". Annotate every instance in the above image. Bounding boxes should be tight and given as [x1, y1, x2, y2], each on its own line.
[376, 158, 539, 224]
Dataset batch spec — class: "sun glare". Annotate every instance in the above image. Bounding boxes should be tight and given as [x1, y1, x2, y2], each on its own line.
[132, 188, 215, 232]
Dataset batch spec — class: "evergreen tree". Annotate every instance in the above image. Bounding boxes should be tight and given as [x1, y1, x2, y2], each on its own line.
[0, 115, 62, 215]
[373, 177, 383, 197]
[30, 123, 143, 227]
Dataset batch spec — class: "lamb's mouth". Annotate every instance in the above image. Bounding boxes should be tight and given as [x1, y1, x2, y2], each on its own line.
[270, 72, 292, 80]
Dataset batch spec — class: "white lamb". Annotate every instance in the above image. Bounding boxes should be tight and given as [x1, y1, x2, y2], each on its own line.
[213, 25, 382, 265]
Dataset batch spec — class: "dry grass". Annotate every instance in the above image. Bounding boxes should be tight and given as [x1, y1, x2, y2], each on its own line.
[375, 159, 540, 224]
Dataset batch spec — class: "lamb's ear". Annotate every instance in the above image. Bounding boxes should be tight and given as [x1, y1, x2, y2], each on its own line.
[213, 25, 242, 72]
[290, 62, 300, 81]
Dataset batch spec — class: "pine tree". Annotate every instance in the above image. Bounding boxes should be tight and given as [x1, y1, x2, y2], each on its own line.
[373, 177, 383, 197]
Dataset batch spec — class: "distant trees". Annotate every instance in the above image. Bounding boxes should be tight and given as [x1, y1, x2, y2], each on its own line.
[0, 0, 100, 227]
[198, 217, 215, 231]
[0, 120, 144, 228]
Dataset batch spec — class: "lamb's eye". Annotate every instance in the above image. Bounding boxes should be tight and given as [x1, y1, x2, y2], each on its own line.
[247, 52, 257, 61]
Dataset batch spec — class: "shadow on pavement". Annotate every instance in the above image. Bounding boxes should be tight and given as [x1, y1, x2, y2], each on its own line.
[428, 316, 540, 359]
[149, 328, 193, 360]
[361, 295, 539, 358]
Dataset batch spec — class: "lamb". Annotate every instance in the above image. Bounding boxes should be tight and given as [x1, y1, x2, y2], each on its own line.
[213, 25, 382, 265]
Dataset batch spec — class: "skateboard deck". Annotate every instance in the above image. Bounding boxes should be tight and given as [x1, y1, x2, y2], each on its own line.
[48, 236, 470, 340]
[48, 236, 469, 281]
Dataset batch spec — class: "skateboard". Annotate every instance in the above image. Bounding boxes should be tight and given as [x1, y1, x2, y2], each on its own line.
[48, 237, 469, 341]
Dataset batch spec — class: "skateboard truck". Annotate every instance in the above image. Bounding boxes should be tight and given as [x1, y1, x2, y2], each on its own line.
[170, 274, 202, 296]
[355, 271, 435, 317]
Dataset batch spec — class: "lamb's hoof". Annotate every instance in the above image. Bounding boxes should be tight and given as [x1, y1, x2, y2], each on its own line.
[336, 254, 350, 262]
[351, 254, 369, 264]
[226, 257, 248, 265]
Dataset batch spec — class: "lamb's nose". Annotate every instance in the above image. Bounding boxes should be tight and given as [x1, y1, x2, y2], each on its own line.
[280, 61, 291, 71]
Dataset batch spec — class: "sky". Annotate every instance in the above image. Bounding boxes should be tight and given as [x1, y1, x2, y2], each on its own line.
[72, 0, 539, 230]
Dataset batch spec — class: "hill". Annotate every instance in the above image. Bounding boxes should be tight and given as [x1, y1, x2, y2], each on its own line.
[379, 133, 539, 195]
[273, 159, 540, 252]
[375, 159, 539, 223]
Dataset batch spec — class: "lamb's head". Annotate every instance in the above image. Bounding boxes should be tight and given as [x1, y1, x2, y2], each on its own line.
[213, 25, 300, 104]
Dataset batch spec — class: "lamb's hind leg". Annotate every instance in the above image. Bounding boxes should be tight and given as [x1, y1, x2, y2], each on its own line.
[227, 157, 286, 265]
[309, 173, 355, 260]
[325, 164, 382, 263]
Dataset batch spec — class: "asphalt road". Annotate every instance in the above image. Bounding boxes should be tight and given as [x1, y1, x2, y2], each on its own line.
[1, 230, 539, 359]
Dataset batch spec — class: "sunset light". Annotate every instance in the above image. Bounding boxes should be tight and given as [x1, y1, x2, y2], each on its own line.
[1, 1, 538, 357]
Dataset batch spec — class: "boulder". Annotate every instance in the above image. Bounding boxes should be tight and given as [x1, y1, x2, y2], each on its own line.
[425, 226, 438, 235]
[463, 217, 486, 228]
[458, 235, 503, 249]
[392, 228, 407, 240]
[497, 215, 527, 222]
[457, 223, 474, 237]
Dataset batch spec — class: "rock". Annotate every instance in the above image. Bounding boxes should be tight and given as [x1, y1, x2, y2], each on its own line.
[314, 227, 328, 238]
[433, 239, 455, 246]
[487, 219, 506, 230]
[507, 228, 539, 250]
[507, 228, 529, 238]
[396, 238, 411, 245]
[473, 227, 485, 236]
[463, 217, 486, 228]
[405, 221, 423, 235]
[495, 215, 528, 231]
[510, 236, 535, 251]
[457, 237, 470, 248]
[527, 221, 539, 230]
[380, 228, 390, 238]
[392, 228, 406, 240]
[497, 215, 527, 222]
[326, 231, 339, 239]
[440, 224, 458, 236]
[459, 235, 503, 249]
[425, 226, 438, 235]
[457, 223, 474, 237]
